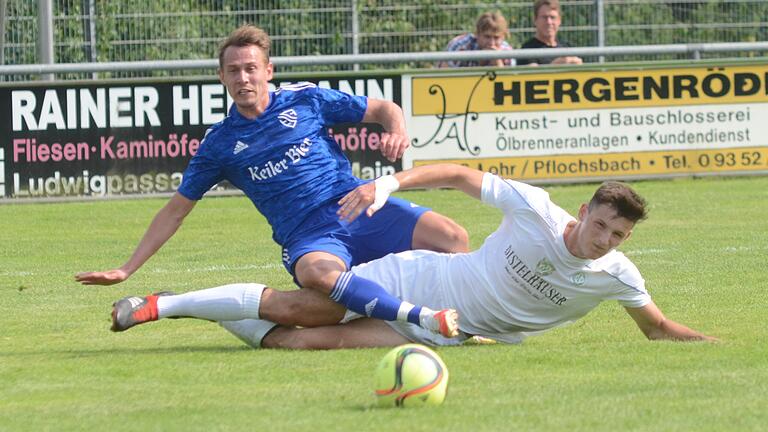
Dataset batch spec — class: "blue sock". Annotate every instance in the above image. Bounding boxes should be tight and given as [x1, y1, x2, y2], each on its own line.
[330, 272, 422, 325]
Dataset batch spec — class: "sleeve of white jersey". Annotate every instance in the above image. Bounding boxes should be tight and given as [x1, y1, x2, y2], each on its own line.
[480, 173, 551, 216]
[602, 257, 651, 308]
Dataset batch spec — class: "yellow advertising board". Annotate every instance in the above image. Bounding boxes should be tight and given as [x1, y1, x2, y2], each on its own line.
[411, 65, 768, 114]
[413, 147, 768, 180]
[403, 63, 768, 181]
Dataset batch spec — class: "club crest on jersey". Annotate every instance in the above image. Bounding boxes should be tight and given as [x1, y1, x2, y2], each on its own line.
[278, 109, 298, 128]
[570, 272, 586, 286]
[535, 258, 555, 276]
[233, 140, 249, 155]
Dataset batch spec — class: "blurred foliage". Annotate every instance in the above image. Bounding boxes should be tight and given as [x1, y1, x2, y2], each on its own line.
[3, 0, 768, 79]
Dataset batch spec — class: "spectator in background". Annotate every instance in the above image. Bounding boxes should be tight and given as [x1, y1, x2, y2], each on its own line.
[518, 0, 582, 66]
[439, 11, 516, 68]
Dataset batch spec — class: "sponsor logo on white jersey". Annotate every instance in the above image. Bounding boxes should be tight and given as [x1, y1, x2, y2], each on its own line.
[278, 109, 298, 128]
[233, 140, 249, 155]
[364, 298, 379, 317]
[535, 258, 555, 276]
[570, 272, 586, 286]
[505, 246, 568, 306]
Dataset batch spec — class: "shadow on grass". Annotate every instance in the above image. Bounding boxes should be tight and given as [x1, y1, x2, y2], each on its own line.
[0, 344, 253, 358]
[346, 403, 448, 412]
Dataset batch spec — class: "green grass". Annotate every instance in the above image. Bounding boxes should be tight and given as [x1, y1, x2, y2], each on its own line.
[1, 176, 767, 431]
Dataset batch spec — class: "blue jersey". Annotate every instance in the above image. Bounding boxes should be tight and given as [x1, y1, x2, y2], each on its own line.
[178, 83, 368, 245]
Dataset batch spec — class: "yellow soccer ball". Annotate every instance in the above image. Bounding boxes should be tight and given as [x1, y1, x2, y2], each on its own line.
[374, 344, 449, 407]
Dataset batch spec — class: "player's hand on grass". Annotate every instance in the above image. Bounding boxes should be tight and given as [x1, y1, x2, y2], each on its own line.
[337, 183, 376, 222]
[75, 269, 129, 285]
[379, 131, 409, 162]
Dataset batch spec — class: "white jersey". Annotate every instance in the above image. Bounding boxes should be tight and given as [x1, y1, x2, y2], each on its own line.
[351, 173, 651, 345]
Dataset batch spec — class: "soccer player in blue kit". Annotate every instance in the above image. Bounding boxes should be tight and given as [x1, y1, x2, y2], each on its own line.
[75, 25, 467, 338]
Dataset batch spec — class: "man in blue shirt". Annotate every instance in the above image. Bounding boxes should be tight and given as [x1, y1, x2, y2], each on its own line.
[439, 11, 516, 68]
[76, 25, 466, 338]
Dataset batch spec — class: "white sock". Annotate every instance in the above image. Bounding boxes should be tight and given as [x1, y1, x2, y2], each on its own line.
[418, 307, 438, 329]
[157, 283, 265, 321]
[396, 301, 416, 321]
[219, 319, 279, 348]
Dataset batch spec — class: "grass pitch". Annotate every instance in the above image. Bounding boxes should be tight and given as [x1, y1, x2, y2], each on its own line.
[1, 176, 767, 431]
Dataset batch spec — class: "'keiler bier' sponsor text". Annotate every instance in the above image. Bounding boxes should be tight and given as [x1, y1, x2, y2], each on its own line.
[248, 137, 314, 181]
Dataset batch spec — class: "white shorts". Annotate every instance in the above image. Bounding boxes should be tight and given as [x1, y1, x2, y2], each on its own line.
[344, 250, 468, 347]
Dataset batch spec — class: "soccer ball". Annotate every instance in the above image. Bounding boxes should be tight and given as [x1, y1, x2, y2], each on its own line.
[374, 344, 449, 408]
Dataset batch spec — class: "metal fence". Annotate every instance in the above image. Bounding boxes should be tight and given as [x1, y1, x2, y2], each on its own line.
[3, 0, 768, 80]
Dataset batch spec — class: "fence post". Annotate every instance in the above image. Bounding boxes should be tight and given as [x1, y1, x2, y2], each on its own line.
[0, 0, 5, 82]
[0, 0, 6, 67]
[596, 0, 605, 63]
[351, 0, 359, 71]
[83, 0, 97, 79]
[37, 0, 54, 80]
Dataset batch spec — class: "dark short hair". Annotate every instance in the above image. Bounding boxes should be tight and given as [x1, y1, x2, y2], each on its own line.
[534, 0, 561, 18]
[476, 11, 508, 36]
[218, 25, 271, 68]
[589, 181, 648, 223]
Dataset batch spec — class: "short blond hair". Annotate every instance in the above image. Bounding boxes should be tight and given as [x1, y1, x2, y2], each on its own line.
[218, 25, 271, 68]
[475, 11, 508, 36]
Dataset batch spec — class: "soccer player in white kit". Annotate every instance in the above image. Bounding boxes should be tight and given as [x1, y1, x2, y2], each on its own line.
[261, 163, 716, 347]
[337, 164, 658, 346]
[109, 164, 715, 347]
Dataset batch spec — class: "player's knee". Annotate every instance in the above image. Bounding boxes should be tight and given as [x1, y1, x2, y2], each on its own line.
[295, 264, 340, 294]
[427, 221, 469, 253]
[297, 268, 329, 291]
[415, 214, 470, 253]
[444, 223, 470, 253]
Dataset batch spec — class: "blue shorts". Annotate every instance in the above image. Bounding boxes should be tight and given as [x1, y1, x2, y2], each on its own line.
[281, 196, 430, 283]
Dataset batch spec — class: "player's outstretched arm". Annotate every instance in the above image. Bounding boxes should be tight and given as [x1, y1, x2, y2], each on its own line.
[625, 301, 718, 342]
[75, 193, 196, 285]
[338, 164, 484, 222]
[394, 163, 484, 199]
[361, 98, 409, 162]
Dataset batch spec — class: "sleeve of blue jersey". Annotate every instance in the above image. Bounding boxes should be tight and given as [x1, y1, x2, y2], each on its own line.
[177, 128, 225, 201]
[312, 86, 368, 125]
